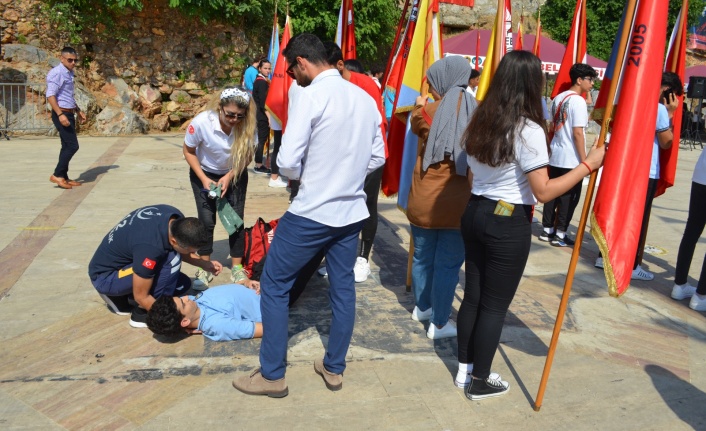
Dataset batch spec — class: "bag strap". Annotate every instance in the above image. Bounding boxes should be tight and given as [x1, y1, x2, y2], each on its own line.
[552, 92, 579, 128]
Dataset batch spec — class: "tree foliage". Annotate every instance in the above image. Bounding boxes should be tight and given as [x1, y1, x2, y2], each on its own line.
[540, 0, 706, 61]
[42, 0, 400, 67]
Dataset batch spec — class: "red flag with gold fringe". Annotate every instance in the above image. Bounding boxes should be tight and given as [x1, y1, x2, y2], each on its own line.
[590, 0, 670, 297]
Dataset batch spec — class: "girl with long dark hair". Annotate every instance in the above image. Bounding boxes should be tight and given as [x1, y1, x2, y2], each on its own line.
[456, 51, 605, 400]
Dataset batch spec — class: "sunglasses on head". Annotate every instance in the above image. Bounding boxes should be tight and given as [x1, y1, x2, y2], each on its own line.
[222, 108, 246, 119]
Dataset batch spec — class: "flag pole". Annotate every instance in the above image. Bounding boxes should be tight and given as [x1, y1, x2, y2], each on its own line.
[383, 0, 412, 87]
[534, 0, 638, 412]
[408, 0, 436, 291]
[671, 0, 688, 72]
[420, 0, 435, 97]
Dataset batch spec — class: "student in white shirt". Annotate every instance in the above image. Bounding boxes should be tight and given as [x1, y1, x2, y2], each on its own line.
[457, 51, 605, 400]
[466, 68, 480, 99]
[232, 33, 385, 398]
[183, 87, 256, 287]
[540, 63, 597, 247]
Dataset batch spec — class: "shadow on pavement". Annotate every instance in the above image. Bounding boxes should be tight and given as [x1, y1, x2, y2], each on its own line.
[645, 364, 706, 430]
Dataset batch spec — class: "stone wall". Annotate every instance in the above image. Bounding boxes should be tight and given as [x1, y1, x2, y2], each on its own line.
[0, 0, 258, 134]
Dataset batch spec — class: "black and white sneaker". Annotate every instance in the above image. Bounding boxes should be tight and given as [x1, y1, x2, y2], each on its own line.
[253, 165, 271, 175]
[465, 375, 510, 400]
[538, 232, 555, 242]
[99, 294, 132, 316]
[129, 307, 148, 328]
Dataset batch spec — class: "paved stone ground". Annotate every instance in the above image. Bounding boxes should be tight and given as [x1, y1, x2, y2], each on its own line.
[0, 134, 705, 430]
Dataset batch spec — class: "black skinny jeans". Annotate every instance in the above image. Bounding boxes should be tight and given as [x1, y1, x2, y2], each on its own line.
[358, 166, 384, 260]
[271, 130, 282, 176]
[255, 118, 269, 165]
[51, 111, 80, 179]
[675, 182, 706, 294]
[541, 166, 582, 233]
[189, 168, 248, 258]
[457, 196, 533, 379]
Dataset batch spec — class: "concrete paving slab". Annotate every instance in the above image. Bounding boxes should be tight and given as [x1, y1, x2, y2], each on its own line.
[0, 134, 705, 430]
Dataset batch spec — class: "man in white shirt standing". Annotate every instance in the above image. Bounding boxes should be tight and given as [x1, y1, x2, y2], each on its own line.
[540, 63, 597, 247]
[232, 33, 386, 398]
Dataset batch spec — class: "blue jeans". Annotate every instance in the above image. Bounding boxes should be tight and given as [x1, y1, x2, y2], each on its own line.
[411, 225, 464, 327]
[259, 212, 364, 380]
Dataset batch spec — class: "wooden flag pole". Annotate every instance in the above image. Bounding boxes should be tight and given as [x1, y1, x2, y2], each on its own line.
[408, 0, 436, 292]
[533, 0, 638, 412]
[406, 237, 414, 292]
[670, 0, 688, 73]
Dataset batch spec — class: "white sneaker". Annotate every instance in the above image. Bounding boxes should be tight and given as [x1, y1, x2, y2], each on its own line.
[671, 283, 697, 300]
[317, 266, 328, 277]
[193, 268, 213, 291]
[427, 320, 457, 339]
[269, 177, 288, 188]
[354, 257, 371, 282]
[631, 265, 654, 281]
[595, 257, 604, 269]
[689, 293, 706, 311]
[411, 306, 432, 321]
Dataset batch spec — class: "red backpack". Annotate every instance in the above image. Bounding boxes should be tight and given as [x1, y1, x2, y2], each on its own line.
[242, 218, 279, 280]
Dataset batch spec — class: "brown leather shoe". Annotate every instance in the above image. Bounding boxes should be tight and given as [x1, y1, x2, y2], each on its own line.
[66, 179, 82, 186]
[314, 358, 343, 391]
[49, 175, 72, 189]
[232, 368, 288, 398]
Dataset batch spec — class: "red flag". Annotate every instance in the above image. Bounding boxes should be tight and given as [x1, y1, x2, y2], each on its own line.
[475, 29, 481, 70]
[381, 0, 421, 196]
[591, 0, 671, 297]
[265, 15, 293, 131]
[516, 16, 524, 51]
[533, 9, 541, 57]
[550, 0, 587, 98]
[336, 0, 357, 59]
[656, 1, 688, 197]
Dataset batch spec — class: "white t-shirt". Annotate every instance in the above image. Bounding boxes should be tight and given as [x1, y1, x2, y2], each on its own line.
[184, 110, 234, 175]
[694, 146, 706, 185]
[549, 90, 588, 168]
[467, 120, 549, 205]
[650, 103, 670, 179]
[466, 86, 477, 98]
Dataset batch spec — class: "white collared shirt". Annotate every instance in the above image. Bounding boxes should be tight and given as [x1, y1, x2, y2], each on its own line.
[279, 69, 386, 227]
[184, 110, 235, 175]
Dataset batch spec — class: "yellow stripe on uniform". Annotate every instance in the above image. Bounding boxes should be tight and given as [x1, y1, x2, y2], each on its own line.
[118, 267, 134, 278]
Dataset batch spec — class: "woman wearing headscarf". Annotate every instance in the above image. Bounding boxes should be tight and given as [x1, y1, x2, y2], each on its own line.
[407, 56, 476, 340]
[457, 51, 604, 400]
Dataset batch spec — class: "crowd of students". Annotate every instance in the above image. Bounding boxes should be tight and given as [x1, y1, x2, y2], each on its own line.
[84, 37, 702, 403]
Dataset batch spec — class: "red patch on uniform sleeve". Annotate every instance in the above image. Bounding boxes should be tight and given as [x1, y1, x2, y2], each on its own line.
[188, 124, 195, 134]
[142, 258, 156, 269]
